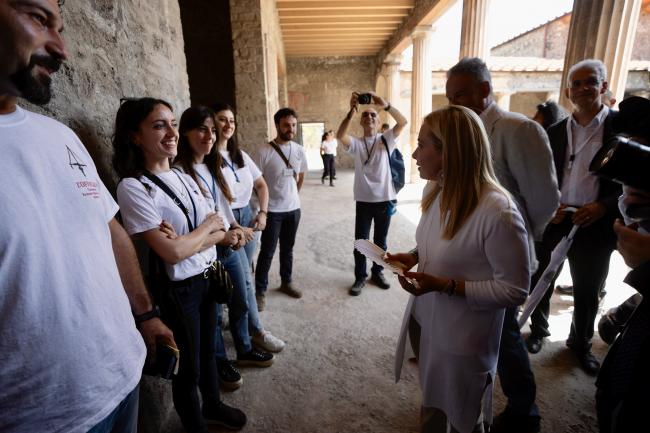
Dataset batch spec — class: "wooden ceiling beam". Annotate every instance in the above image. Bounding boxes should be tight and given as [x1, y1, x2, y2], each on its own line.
[279, 9, 409, 18]
[280, 16, 402, 24]
[277, 0, 413, 9]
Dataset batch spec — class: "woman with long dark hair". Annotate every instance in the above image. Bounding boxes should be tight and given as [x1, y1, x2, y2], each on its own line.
[112, 98, 246, 432]
[174, 105, 279, 390]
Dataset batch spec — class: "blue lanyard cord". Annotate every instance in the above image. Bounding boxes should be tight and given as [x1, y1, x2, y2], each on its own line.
[195, 170, 217, 204]
[222, 157, 240, 182]
[171, 169, 198, 229]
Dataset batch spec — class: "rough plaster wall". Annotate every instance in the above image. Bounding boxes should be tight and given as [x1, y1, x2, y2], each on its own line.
[22, 0, 190, 192]
[510, 92, 548, 118]
[287, 57, 377, 169]
[261, 0, 285, 140]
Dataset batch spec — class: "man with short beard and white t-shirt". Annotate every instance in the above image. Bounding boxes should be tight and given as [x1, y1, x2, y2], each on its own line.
[0, 2, 174, 432]
[254, 108, 308, 309]
[337, 92, 407, 296]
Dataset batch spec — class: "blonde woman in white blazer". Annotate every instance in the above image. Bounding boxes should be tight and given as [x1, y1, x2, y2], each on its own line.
[389, 105, 530, 433]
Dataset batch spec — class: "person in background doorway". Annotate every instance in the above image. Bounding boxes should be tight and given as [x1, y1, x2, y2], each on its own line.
[320, 130, 337, 186]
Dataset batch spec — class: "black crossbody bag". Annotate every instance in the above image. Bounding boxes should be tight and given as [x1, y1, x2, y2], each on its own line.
[142, 172, 233, 304]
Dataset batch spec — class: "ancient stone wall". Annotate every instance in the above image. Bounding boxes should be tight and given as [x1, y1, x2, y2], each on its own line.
[287, 56, 378, 169]
[23, 0, 190, 192]
[230, 0, 286, 154]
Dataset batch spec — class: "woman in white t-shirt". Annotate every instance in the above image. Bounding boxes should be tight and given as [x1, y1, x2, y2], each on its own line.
[320, 130, 337, 186]
[112, 98, 246, 431]
[388, 105, 530, 433]
[175, 105, 284, 354]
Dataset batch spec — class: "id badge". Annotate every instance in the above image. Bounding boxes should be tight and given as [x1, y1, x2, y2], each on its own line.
[282, 168, 295, 177]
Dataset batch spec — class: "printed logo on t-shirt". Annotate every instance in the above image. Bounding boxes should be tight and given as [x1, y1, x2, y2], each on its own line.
[66, 145, 99, 199]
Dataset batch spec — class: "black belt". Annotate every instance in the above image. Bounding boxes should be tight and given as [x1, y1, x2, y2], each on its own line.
[168, 268, 211, 287]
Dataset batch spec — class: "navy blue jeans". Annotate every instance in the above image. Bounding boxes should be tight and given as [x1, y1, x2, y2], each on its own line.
[163, 276, 220, 433]
[255, 209, 301, 293]
[497, 307, 540, 420]
[215, 246, 252, 358]
[87, 385, 139, 433]
[354, 201, 392, 280]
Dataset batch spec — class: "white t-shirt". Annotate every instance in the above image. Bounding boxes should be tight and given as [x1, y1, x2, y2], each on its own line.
[0, 106, 146, 433]
[189, 163, 236, 230]
[348, 129, 397, 202]
[220, 150, 262, 209]
[255, 141, 308, 212]
[321, 139, 338, 156]
[117, 170, 217, 281]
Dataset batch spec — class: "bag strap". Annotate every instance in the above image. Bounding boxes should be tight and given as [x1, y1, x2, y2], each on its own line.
[269, 140, 293, 169]
[142, 172, 194, 231]
[381, 135, 393, 171]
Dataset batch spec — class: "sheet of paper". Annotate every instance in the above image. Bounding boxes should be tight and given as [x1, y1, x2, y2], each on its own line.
[354, 239, 406, 276]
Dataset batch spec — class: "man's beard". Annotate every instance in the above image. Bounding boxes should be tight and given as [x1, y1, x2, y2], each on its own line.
[278, 130, 294, 141]
[9, 54, 63, 105]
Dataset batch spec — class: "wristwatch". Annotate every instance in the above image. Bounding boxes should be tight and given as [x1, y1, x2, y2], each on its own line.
[134, 305, 161, 325]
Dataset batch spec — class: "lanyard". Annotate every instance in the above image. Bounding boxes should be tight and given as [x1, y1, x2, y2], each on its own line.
[195, 170, 217, 208]
[566, 114, 603, 170]
[363, 135, 377, 165]
[222, 155, 240, 183]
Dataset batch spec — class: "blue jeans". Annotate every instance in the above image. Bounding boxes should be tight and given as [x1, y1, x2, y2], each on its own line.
[215, 246, 252, 357]
[164, 276, 220, 433]
[255, 209, 301, 293]
[88, 385, 139, 433]
[354, 201, 392, 280]
[233, 206, 263, 334]
[497, 307, 540, 419]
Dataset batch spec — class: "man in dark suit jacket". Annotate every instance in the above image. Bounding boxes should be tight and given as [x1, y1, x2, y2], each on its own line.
[526, 59, 621, 376]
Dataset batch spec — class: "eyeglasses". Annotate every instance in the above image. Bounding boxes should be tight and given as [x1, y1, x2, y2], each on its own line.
[569, 77, 601, 88]
[361, 112, 377, 118]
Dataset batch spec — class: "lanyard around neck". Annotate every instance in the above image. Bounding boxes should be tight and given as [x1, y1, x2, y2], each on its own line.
[221, 154, 240, 182]
[566, 118, 601, 170]
[195, 170, 217, 207]
[363, 135, 377, 165]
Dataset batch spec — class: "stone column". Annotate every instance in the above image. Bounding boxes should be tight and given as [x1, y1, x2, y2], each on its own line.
[559, 0, 642, 109]
[459, 0, 490, 59]
[495, 92, 512, 111]
[410, 26, 434, 182]
[381, 54, 402, 126]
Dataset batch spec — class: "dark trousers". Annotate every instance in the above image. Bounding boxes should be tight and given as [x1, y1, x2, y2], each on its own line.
[354, 201, 392, 280]
[497, 307, 540, 419]
[255, 209, 301, 293]
[529, 218, 614, 351]
[163, 277, 220, 433]
[322, 154, 336, 181]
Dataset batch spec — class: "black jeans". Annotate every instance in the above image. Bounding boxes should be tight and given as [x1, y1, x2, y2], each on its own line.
[529, 218, 614, 351]
[255, 209, 301, 293]
[354, 201, 392, 280]
[163, 276, 220, 433]
[322, 154, 336, 180]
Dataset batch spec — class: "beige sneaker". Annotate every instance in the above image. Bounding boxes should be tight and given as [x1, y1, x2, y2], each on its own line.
[252, 330, 285, 353]
[279, 282, 302, 299]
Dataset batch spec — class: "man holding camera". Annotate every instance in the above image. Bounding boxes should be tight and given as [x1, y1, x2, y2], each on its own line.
[337, 92, 407, 296]
[525, 59, 621, 376]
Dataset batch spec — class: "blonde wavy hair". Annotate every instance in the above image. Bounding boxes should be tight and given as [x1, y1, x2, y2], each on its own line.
[421, 105, 506, 239]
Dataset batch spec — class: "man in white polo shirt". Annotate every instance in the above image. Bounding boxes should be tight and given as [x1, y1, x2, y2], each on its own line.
[337, 92, 407, 296]
[255, 108, 309, 310]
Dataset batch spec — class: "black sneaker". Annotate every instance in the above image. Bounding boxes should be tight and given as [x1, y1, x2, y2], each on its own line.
[349, 279, 365, 296]
[236, 349, 274, 367]
[216, 359, 242, 391]
[203, 401, 247, 430]
[370, 272, 390, 289]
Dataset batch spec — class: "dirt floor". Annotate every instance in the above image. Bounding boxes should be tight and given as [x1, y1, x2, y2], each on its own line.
[155, 169, 635, 433]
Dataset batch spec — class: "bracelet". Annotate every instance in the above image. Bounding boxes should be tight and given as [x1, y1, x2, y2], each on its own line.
[134, 305, 161, 325]
[442, 279, 457, 297]
[258, 210, 267, 215]
[408, 247, 419, 262]
[384, 103, 391, 111]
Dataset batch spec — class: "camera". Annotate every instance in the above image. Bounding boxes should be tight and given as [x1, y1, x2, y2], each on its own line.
[358, 93, 372, 104]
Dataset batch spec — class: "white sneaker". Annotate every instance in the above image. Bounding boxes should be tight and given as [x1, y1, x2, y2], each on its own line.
[252, 330, 285, 353]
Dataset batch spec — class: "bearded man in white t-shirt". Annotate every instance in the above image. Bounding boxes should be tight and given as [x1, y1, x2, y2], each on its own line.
[0, 2, 174, 432]
[337, 92, 408, 296]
